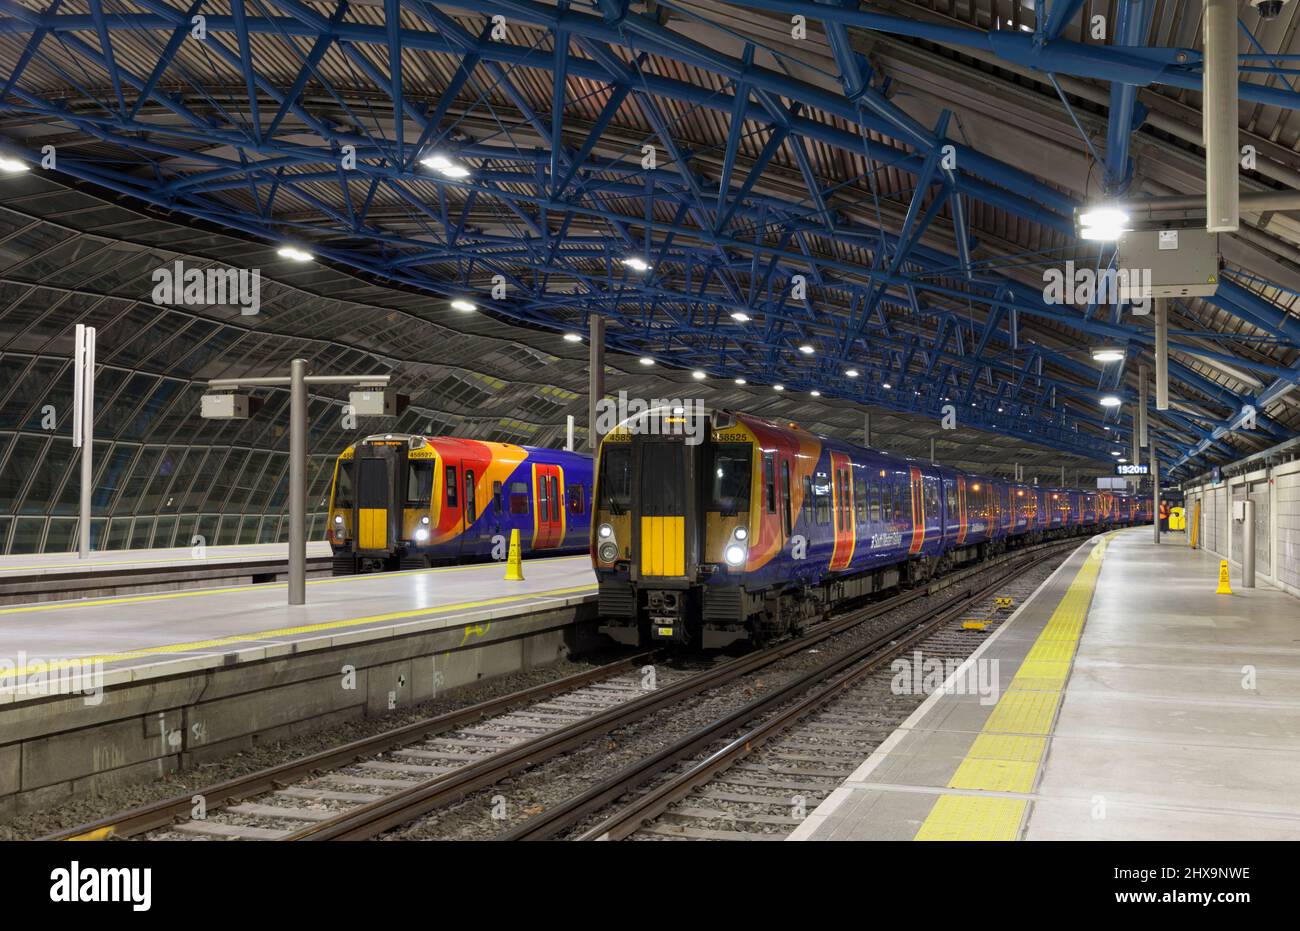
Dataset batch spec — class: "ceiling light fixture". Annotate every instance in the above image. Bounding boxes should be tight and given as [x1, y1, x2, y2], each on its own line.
[276, 246, 313, 262]
[1099, 395, 1122, 407]
[622, 256, 651, 272]
[450, 299, 477, 312]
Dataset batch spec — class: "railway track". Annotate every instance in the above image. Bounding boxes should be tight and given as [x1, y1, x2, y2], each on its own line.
[499, 541, 1072, 841]
[47, 537, 1079, 842]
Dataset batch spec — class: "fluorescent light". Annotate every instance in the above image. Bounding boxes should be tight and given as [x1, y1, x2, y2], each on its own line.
[773, 384, 784, 392]
[1099, 395, 1122, 407]
[881, 382, 892, 389]
[1111, 450, 1121, 456]
[734, 377, 747, 385]
[1078, 207, 1129, 241]
[0, 157, 29, 173]
[622, 257, 650, 272]
[692, 370, 706, 380]
[845, 368, 859, 378]
[277, 246, 313, 261]
[810, 389, 821, 397]
[450, 299, 477, 312]
[639, 356, 655, 366]
[1118, 458, 1128, 463]
[730, 312, 750, 322]
[1091, 347, 1125, 362]
[563, 332, 582, 342]
[420, 154, 470, 179]
[798, 344, 815, 355]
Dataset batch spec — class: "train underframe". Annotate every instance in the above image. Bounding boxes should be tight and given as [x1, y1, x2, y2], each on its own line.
[599, 521, 1112, 650]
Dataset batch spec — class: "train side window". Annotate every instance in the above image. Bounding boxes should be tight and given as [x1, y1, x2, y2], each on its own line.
[854, 473, 867, 522]
[568, 483, 585, 515]
[945, 482, 958, 517]
[550, 475, 560, 521]
[814, 474, 831, 525]
[894, 479, 904, 522]
[445, 466, 459, 509]
[493, 481, 504, 514]
[802, 476, 814, 519]
[763, 454, 776, 513]
[781, 461, 792, 536]
[509, 481, 529, 515]
[538, 475, 549, 518]
[464, 470, 476, 519]
[870, 484, 881, 523]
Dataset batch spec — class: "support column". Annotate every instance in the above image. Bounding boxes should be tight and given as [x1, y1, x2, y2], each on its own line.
[1151, 441, 1160, 545]
[1242, 498, 1256, 588]
[930, 436, 934, 464]
[1155, 299, 1169, 410]
[864, 412, 871, 448]
[1138, 363, 1149, 446]
[1203, 0, 1240, 232]
[587, 315, 605, 452]
[74, 325, 96, 558]
[289, 358, 307, 606]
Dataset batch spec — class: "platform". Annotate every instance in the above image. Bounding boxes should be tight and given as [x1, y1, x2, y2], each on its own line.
[789, 528, 1300, 841]
[0, 554, 599, 814]
[0, 553, 595, 700]
[0, 542, 336, 604]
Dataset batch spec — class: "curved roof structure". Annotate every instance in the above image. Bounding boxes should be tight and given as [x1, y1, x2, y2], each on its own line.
[0, 0, 1298, 517]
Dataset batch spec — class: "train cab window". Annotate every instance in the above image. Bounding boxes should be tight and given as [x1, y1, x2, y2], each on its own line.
[568, 483, 586, 515]
[709, 443, 752, 517]
[445, 466, 458, 509]
[550, 475, 560, 521]
[406, 462, 433, 507]
[598, 445, 633, 515]
[493, 481, 504, 514]
[509, 481, 529, 515]
[763, 453, 776, 513]
[464, 470, 476, 519]
[781, 461, 792, 536]
[332, 460, 355, 510]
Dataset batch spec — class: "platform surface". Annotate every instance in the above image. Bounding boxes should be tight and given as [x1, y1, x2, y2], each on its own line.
[0, 541, 333, 578]
[0, 554, 596, 703]
[789, 528, 1300, 841]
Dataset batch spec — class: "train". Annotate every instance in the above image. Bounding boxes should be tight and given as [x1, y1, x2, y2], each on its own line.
[592, 408, 1149, 649]
[326, 433, 593, 574]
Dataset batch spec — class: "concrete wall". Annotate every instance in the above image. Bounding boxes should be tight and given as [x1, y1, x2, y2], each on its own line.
[1186, 459, 1300, 600]
[0, 599, 600, 820]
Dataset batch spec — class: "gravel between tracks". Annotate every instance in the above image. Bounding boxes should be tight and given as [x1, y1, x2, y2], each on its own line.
[0, 650, 630, 840]
[386, 551, 1071, 840]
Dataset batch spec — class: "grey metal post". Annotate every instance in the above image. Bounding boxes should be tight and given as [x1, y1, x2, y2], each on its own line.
[1130, 411, 1139, 464]
[1060, 465, 1065, 486]
[1155, 299, 1169, 410]
[1138, 363, 1148, 446]
[1204, 0, 1240, 232]
[565, 414, 574, 451]
[864, 412, 871, 449]
[75, 325, 96, 558]
[1242, 498, 1256, 588]
[587, 315, 605, 452]
[930, 436, 934, 464]
[289, 358, 307, 605]
[1151, 441, 1160, 544]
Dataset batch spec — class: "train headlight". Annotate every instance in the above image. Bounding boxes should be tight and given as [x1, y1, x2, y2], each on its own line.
[598, 523, 613, 539]
[724, 544, 747, 567]
[598, 541, 619, 563]
[414, 528, 429, 542]
[733, 527, 748, 542]
[421, 515, 430, 525]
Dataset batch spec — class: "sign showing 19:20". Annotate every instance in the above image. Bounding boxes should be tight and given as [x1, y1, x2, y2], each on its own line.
[1116, 463, 1149, 476]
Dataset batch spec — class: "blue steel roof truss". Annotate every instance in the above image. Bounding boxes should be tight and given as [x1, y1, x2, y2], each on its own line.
[0, 0, 1296, 477]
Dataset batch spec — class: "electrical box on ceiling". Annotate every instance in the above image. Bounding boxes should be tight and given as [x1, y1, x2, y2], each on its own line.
[1117, 229, 1221, 299]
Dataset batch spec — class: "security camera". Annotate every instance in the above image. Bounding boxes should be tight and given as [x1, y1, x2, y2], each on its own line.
[1251, 0, 1292, 19]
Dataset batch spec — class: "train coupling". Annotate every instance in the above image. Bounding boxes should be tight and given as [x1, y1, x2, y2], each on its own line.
[647, 590, 689, 644]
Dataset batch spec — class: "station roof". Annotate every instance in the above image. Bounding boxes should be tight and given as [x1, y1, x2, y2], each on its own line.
[1, 0, 1299, 480]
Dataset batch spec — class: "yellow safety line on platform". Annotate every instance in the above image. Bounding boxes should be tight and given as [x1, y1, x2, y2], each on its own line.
[0, 555, 589, 615]
[914, 536, 1109, 841]
[0, 582, 597, 680]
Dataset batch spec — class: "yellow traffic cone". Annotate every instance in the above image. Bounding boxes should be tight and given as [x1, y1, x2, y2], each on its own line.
[1215, 559, 1232, 595]
[504, 528, 524, 581]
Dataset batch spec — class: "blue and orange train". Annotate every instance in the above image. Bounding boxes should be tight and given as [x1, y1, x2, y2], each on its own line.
[592, 408, 1148, 649]
[326, 433, 593, 573]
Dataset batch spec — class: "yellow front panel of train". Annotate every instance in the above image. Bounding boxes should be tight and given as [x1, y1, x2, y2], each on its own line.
[359, 508, 388, 550]
[640, 516, 684, 577]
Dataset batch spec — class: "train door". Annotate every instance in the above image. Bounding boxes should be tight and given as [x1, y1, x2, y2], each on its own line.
[442, 460, 463, 553]
[532, 462, 564, 549]
[908, 467, 925, 554]
[829, 452, 854, 570]
[956, 475, 968, 544]
[633, 437, 696, 579]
